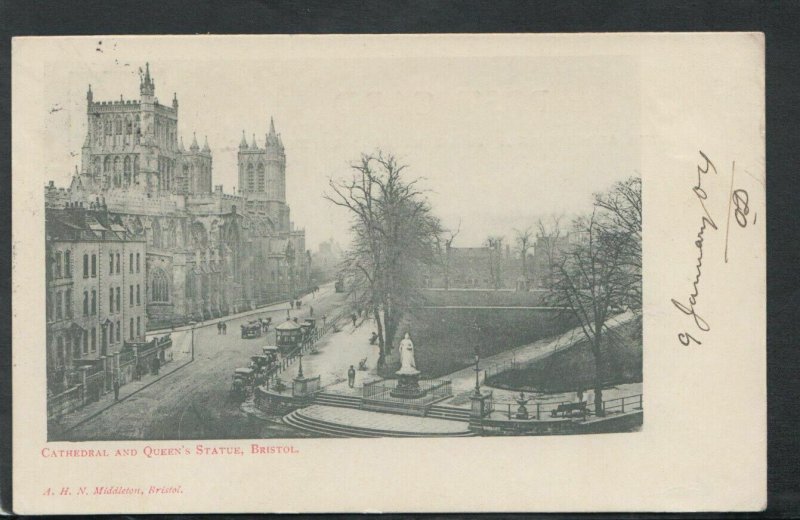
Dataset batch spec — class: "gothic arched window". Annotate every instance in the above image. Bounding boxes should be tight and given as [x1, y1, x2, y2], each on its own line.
[124, 156, 132, 185]
[151, 269, 170, 302]
[103, 156, 111, 173]
[247, 163, 255, 191]
[257, 162, 265, 191]
[94, 157, 101, 176]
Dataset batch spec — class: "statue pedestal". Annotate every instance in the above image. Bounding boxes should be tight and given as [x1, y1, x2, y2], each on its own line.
[390, 369, 427, 399]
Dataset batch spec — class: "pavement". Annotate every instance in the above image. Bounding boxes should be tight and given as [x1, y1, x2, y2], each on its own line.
[48, 354, 193, 437]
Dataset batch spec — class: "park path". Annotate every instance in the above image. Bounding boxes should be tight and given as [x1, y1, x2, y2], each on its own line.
[438, 310, 641, 407]
[314, 310, 642, 409]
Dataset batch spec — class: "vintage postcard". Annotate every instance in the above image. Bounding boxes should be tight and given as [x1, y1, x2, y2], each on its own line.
[12, 33, 765, 513]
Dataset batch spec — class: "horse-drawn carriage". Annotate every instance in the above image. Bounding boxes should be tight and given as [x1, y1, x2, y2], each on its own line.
[240, 320, 262, 339]
[231, 367, 255, 399]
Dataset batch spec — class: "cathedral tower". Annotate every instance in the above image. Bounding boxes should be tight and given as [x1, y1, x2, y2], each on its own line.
[237, 117, 286, 202]
[80, 63, 180, 195]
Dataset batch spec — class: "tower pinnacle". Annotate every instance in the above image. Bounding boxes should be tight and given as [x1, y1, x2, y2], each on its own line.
[139, 62, 155, 98]
[239, 130, 248, 150]
[190, 132, 199, 152]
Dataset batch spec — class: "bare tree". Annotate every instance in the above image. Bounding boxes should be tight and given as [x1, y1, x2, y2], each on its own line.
[485, 235, 504, 290]
[543, 178, 641, 416]
[325, 151, 443, 368]
[441, 219, 461, 290]
[593, 176, 642, 310]
[535, 215, 563, 288]
[513, 226, 534, 284]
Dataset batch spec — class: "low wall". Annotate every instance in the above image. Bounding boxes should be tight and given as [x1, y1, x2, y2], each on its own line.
[420, 289, 551, 308]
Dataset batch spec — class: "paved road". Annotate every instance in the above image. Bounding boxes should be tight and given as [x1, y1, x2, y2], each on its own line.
[67, 284, 347, 441]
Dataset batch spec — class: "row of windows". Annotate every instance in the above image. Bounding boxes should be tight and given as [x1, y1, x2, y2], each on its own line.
[51, 250, 72, 279]
[104, 284, 143, 314]
[54, 318, 144, 362]
[81, 252, 141, 278]
[49, 289, 73, 322]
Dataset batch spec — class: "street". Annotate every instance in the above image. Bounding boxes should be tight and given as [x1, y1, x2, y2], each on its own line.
[66, 284, 347, 441]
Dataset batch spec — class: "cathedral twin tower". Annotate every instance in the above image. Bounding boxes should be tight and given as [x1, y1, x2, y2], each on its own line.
[237, 117, 286, 204]
[81, 62, 287, 205]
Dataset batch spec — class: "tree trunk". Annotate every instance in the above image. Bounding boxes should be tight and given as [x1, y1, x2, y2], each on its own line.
[592, 331, 605, 417]
[373, 304, 386, 368]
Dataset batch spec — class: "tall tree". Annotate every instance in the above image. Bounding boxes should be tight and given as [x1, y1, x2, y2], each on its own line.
[514, 226, 534, 284]
[485, 235, 504, 290]
[326, 151, 443, 368]
[542, 177, 641, 416]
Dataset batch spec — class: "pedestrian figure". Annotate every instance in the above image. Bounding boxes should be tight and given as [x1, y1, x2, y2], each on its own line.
[369, 331, 378, 345]
[217, 322, 221, 334]
[347, 365, 356, 388]
[309, 306, 314, 317]
[290, 300, 295, 310]
[113, 376, 120, 401]
[222, 322, 227, 335]
[152, 356, 160, 376]
[351, 313, 357, 328]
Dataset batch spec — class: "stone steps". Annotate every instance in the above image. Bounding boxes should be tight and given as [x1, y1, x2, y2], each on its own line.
[283, 407, 475, 438]
[312, 392, 473, 423]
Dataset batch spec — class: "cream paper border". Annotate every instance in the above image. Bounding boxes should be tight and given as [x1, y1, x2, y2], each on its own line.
[12, 33, 765, 513]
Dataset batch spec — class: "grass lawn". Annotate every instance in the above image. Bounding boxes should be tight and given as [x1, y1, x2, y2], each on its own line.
[379, 307, 576, 379]
[486, 314, 642, 393]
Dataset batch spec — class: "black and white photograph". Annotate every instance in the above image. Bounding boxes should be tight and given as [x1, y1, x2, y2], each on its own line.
[42, 47, 642, 441]
[12, 34, 765, 514]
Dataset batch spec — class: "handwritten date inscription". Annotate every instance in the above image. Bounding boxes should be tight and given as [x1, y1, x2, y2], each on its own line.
[671, 151, 751, 346]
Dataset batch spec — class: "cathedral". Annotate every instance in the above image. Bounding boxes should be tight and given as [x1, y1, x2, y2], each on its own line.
[45, 63, 311, 329]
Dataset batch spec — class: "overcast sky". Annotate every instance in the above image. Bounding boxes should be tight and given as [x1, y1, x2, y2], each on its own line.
[37, 36, 640, 250]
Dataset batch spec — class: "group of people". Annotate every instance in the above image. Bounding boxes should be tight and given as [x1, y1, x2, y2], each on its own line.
[216, 321, 228, 334]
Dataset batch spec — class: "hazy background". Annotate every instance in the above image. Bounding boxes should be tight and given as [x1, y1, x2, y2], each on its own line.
[40, 37, 640, 251]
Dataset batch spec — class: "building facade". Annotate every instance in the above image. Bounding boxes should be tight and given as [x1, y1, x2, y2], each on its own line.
[45, 63, 311, 331]
[46, 203, 147, 394]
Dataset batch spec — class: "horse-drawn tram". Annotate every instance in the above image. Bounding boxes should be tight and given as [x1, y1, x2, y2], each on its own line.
[240, 320, 262, 339]
[231, 367, 255, 399]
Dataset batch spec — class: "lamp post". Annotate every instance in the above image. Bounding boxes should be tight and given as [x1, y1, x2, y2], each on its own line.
[473, 346, 481, 397]
[101, 318, 112, 357]
[297, 352, 304, 379]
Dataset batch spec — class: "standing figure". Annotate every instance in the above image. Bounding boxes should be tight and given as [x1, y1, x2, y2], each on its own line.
[309, 306, 314, 317]
[347, 365, 356, 388]
[398, 332, 417, 373]
[113, 376, 120, 401]
[222, 322, 227, 335]
[351, 313, 357, 328]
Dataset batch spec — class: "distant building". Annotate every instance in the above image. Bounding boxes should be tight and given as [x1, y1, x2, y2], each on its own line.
[46, 203, 147, 394]
[311, 238, 343, 284]
[45, 63, 311, 329]
[422, 244, 532, 290]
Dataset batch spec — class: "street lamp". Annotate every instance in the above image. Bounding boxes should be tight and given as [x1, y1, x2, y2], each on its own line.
[101, 318, 112, 356]
[297, 352, 304, 379]
[473, 346, 481, 396]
